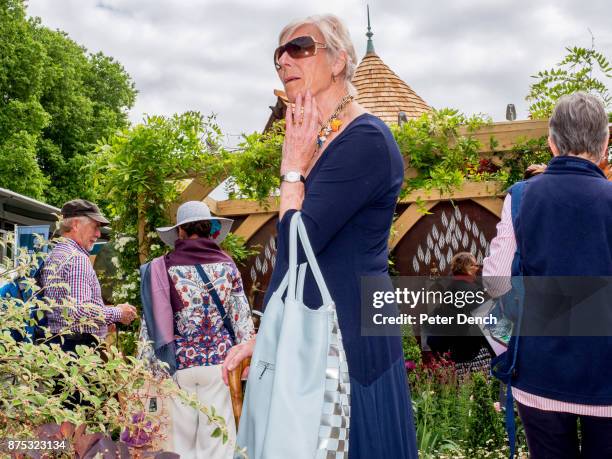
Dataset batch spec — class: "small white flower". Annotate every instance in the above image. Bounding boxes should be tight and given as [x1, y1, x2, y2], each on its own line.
[111, 257, 120, 268]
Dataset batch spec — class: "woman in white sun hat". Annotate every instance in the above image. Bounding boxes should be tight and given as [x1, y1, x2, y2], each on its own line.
[139, 201, 255, 459]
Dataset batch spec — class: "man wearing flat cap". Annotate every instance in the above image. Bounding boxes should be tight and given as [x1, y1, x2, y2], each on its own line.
[40, 199, 137, 351]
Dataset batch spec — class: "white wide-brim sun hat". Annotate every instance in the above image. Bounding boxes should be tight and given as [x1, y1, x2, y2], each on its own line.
[156, 201, 234, 248]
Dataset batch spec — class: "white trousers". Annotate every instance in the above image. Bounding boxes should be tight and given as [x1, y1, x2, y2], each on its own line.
[171, 364, 236, 459]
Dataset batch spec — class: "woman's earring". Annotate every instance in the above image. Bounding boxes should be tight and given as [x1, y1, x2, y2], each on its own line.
[332, 73, 336, 83]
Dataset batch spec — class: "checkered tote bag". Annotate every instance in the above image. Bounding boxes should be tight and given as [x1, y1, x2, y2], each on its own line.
[236, 212, 350, 459]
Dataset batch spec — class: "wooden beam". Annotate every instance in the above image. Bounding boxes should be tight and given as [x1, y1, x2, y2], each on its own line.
[202, 181, 504, 217]
[206, 196, 280, 216]
[233, 212, 276, 242]
[464, 119, 549, 153]
[389, 201, 439, 250]
[472, 197, 505, 218]
[400, 181, 504, 204]
[168, 178, 218, 223]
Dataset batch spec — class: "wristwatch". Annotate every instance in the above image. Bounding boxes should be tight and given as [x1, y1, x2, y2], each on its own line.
[281, 171, 306, 183]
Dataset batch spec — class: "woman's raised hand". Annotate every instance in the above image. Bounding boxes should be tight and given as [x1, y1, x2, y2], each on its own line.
[281, 90, 320, 175]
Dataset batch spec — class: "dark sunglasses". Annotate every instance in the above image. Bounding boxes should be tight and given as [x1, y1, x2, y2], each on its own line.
[274, 35, 327, 70]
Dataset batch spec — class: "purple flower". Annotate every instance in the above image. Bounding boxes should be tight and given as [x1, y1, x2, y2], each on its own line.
[121, 411, 154, 448]
[405, 360, 416, 372]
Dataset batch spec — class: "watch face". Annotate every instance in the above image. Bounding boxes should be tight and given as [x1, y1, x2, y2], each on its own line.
[286, 171, 300, 181]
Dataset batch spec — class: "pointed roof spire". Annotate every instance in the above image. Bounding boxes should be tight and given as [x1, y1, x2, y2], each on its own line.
[366, 5, 376, 56]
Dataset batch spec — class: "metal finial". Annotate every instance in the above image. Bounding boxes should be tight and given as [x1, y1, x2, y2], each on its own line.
[366, 5, 375, 55]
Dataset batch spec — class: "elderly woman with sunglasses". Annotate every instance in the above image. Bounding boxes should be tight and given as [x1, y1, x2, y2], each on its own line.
[223, 14, 417, 458]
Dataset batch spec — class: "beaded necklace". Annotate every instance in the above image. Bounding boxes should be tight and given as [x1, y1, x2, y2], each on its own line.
[317, 94, 354, 149]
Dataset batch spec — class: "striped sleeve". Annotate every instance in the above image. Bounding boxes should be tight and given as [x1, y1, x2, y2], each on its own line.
[483, 194, 515, 297]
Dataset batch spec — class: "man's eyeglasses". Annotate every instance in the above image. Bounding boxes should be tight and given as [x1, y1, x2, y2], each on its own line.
[274, 35, 327, 70]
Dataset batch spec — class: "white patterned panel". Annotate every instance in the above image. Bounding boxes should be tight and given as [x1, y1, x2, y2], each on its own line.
[407, 204, 494, 274]
[439, 255, 447, 272]
[464, 214, 472, 232]
[454, 206, 462, 221]
[445, 228, 453, 244]
[412, 256, 420, 273]
[454, 225, 462, 241]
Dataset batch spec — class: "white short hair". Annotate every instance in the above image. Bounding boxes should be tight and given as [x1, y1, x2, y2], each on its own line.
[59, 216, 88, 235]
[279, 14, 358, 95]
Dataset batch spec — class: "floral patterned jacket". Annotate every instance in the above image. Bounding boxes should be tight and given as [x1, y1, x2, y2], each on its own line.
[169, 261, 255, 369]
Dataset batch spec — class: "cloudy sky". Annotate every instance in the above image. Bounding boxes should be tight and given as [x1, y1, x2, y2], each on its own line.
[28, 0, 611, 147]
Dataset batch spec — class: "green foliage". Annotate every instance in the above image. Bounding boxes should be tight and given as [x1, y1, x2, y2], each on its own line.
[92, 112, 227, 306]
[0, 131, 49, 198]
[221, 233, 260, 266]
[527, 45, 612, 118]
[228, 120, 284, 202]
[391, 109, 497, 195]
[501, 136, 552, 187]
[0, 0, 136, 204]
[0, 245, 228, 453]
[465, 372, 505, 450]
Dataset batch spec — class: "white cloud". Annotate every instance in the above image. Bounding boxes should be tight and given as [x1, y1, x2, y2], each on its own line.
[27, 0, 612, 142]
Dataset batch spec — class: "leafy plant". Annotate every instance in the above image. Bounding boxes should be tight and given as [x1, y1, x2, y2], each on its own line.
[501, 136, 552, 187]
[527, 44, 612, 118]
[92, 112, 227, 305]
[391, 109, 497, 195]
[0, 0, 136, 204]
[465, 372, 505, 450]
[0, 245, 229, 457]
[227, 120, 285, 202]
[221, 233, 260, 266]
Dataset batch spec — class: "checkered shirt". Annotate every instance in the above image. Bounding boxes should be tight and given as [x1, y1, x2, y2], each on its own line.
[40, 238, 121, 338]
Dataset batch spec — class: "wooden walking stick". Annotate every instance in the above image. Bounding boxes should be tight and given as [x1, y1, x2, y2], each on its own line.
[229, 357, 251, 428]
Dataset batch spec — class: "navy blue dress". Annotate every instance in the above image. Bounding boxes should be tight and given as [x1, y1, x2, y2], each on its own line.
[264, 113, 418, 459]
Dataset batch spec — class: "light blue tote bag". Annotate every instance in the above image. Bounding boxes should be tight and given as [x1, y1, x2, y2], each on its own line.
[236, 212, 350, 459]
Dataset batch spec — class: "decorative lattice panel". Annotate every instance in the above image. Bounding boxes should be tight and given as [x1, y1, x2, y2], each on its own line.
[392, 201, 499, 276]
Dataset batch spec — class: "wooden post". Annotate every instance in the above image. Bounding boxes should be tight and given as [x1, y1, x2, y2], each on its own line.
[137, 195, 149, 264]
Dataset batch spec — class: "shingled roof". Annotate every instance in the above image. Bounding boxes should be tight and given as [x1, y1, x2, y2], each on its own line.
[352, 12, 430, 124]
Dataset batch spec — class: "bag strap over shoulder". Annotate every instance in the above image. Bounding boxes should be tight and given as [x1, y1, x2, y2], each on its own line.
[287, 212, 333, 307]
[194, 264, 237, 344]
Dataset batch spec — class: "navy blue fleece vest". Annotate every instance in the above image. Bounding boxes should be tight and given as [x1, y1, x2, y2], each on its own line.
[512, 156, 612, 404]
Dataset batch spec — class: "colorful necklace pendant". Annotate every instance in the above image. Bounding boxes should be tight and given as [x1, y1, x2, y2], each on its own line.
[316, 94, 354, 149]
[330, 118, 343, 132]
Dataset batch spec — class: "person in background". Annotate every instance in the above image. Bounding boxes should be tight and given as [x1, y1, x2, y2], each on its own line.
[484, 92, 612, 458]
[223, 14, 417, 458]
[141, 201, 255, 459]
[40, 199, 137, 353]
[427, 252, 491, 377]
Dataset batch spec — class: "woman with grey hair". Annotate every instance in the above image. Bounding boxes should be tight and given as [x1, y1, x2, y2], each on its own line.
[223, 14, 417, 458]
[484, 92, 612, 458]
